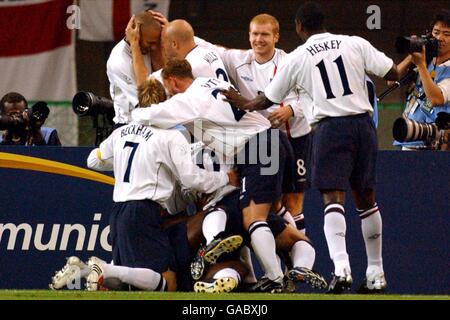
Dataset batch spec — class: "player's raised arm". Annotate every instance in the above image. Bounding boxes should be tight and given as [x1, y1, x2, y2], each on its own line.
[126, 16, 149, 88]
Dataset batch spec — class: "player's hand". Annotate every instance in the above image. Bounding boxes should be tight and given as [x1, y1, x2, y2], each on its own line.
[126, 16, 141, 47]
[268, 105, 293, 128]
[219, 87, 249, 109]
[226, 169, 240, 187]
[148, 10, 169, 28]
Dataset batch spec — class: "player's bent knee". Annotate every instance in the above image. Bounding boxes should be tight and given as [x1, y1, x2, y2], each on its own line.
[275, 224, 308, 251]
[283, 192, 305, 214]
[242, 201, 272, 229]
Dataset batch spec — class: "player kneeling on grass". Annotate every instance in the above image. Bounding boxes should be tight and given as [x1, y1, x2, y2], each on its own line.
[49, 208, 246, 293]
[53, 77, 238, 292]
[190, 187, 327, 293]
[50, 79, 243, 290]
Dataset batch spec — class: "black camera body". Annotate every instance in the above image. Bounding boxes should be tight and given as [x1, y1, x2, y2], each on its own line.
[0, 101, 49, 131]
[72, 92, 115, 146]
[72, 92, 115, 124]
[395, 34, 439, 60]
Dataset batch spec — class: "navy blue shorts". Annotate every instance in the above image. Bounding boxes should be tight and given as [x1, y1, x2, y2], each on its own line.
[110, 200, 176, 273]
[236, 129, 286, 209]
[311, 113, 377, 191]
[279, 131, 297, 194]
[288, 133, 312, 192]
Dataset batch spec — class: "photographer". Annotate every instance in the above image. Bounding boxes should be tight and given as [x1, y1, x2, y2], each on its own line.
[394, 9, 450, 150]
[0, 92, 61, 146]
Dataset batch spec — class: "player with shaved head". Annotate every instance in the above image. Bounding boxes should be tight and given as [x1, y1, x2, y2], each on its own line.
[106, 11, 164, 127]
[126, 18, 229, 91]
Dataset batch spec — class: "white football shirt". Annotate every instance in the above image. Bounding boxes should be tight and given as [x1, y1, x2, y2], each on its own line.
[164, 140, 237, 214]
[265, 32, 394, 124]
[87, 123, 229, 204]
[186, 45, 229, 81]
[131, 77, 271, 158]
[195, 38, 311, 137]
[106, 39, 153, 124]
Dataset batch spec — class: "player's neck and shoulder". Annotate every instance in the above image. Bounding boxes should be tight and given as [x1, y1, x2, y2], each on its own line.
[252, 48, 285, 66]
[107, 39, 140, 74]
[108, 39, 131, 63]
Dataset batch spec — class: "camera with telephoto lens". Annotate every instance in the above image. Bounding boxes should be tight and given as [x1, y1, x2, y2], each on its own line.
[393, 112, 450, 149]
[72, 91, 114, 124]
[395, 34, 439, 58]
[72, 91, 115, 146]
[0, 101, 49, 131]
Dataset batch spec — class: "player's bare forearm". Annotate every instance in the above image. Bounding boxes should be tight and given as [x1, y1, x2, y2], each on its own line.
[220, 88, 273, 111]
[132, 48, 149, 87]
[126, 16, 149, 87]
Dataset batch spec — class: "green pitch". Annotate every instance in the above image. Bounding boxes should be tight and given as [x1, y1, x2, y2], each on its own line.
[0, 290, 448, 300]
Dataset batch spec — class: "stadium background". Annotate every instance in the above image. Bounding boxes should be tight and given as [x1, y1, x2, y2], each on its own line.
[75, 0, 449, 148]
[0, 0, 448, 296]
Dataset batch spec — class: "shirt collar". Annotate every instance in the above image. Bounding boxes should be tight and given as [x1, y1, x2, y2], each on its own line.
[305, 32, 332, 43]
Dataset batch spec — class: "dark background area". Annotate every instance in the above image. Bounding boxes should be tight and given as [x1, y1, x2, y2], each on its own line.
[76, 0, 450, 147]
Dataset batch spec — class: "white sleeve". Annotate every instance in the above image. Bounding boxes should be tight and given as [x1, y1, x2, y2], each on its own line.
[168, 132, 229, 194]
[108, 64, 139, 108]
[195, 36, 227, 57]
[281, 91, 302, 117]
[438, 78, 450, 104]
[356, 37, 394, 78]
[265, 54, 298, 104]
[86, 147, 114, 171]
[193, 37, 248, 84]
[131, 95, 200, 128]
[221, 49, 249, 85]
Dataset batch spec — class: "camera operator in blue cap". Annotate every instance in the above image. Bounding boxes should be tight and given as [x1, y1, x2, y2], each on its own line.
[0, 92, 61, 146]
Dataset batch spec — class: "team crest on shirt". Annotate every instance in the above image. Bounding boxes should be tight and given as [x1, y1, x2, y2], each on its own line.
[240, 75, 253, 82]
[123, 75, 133, 84]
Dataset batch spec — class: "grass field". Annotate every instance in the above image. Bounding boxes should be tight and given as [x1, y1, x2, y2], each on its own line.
[0, 290, 448, 300]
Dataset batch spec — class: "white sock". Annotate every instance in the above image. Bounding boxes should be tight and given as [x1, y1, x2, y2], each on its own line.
[276, 206, 296, 227]
[291, 240, 316, 270]
[275, 254, 288, 274]
[103, 264, 165, 291]
[323, 203, 350, 276]
[202, 208, 227, 245]
[358, 205, 383, 275]
[249, 221, 284, 282]
[240, 246, 257, 283]
[213, 268, 241, 285]
[293, 213, 306, 234]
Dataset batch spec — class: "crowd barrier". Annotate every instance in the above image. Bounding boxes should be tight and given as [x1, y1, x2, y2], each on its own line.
[0, 147, 448, 294]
